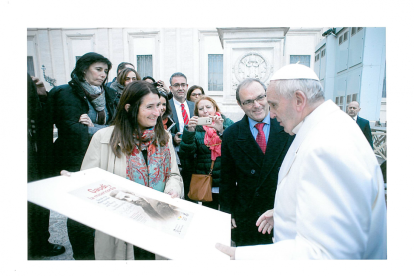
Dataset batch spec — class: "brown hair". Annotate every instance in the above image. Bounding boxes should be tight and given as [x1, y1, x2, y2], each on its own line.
[117, 68, 141, 86]
[110, 81, 168, 158]
[194, 95, 221, 116]
[186, 85, 205, 101]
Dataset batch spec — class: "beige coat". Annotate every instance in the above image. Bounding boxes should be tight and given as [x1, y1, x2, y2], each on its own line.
[81, 126, 184, 260]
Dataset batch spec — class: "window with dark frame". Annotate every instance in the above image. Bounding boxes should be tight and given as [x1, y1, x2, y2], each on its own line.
[339, 35, 343, 45]
[344, 31, 348, 42]
[351, 27, 357, 36]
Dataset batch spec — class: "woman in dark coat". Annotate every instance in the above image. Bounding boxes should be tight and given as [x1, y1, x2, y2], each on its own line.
[179, 96, 234, 210]
[47, 52, 116, 260]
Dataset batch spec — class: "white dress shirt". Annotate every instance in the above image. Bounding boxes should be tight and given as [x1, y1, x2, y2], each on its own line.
[172, 97, 191, 133]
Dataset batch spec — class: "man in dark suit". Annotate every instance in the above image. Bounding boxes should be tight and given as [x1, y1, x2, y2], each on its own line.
[28, 74, 66, 258]
[347, 101, 374, 149]
[168, 72, 195, 200]
[220, 78, 294, 247]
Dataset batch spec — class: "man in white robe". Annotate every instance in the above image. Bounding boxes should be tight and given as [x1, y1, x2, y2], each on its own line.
[216, 64, 387, 259]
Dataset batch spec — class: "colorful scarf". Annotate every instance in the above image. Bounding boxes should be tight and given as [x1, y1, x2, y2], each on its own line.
[126, 128, 172, 192]
[203, 112, 222, 161]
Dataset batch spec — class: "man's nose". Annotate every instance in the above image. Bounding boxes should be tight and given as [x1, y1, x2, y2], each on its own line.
[253, 100, 261, 108]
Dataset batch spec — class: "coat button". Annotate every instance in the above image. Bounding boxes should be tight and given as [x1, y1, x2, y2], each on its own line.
[251, 169, 255, 174]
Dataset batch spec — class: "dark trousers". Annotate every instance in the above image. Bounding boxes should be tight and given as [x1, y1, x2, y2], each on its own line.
[27, 202, 51, 256]
[232, 219, 274, 247]
[67, 219, 95, 260]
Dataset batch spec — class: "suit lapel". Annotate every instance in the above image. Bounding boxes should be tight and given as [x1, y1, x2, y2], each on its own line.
[169, 99, 180, 131]
[187, 100, 195, 117]
[235, 115, 263, 167]
[258, 119, 290, 184]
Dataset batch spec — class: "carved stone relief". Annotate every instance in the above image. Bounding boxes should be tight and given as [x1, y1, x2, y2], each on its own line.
[234, 52, 272, 83]
[231, 52, 273, 94]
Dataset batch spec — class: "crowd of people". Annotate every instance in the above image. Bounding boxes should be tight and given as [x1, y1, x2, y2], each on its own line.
[28, 52, 387, 260]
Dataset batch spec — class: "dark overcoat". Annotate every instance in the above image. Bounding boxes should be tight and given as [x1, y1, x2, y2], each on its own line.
[220, 115, 294, 246]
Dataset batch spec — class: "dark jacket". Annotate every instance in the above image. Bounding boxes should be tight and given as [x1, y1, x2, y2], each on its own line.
[168, 99, 195, 145]
[28, 74, 54, 181]
[220, 115, 294, 246]
[356, 116, 374, 149]
[179, 115, 234, 188]
[47, 80, 116, 175]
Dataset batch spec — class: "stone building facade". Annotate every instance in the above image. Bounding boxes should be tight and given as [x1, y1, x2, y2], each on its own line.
[27, 27, 385, 122]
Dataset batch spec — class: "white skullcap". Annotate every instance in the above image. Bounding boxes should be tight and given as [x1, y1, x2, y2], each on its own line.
[270, 64, 319, 81]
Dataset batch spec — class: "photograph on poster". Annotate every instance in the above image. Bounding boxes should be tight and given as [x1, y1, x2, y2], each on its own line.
[69, 180, 194, 238]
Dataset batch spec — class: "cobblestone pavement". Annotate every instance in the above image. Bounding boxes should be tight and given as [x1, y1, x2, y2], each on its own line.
[42, 211, 73, 260]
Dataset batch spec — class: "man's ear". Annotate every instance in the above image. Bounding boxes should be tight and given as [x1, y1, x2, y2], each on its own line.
[294, 90, 306, 111]
[125, 104, 130, 112]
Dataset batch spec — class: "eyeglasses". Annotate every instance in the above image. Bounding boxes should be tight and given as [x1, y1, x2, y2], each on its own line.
[242, 94, 267, 107]
[171, 83, 188, 88]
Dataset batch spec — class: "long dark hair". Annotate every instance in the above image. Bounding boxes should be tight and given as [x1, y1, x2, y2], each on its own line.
[186, 85, 205, 101]
[118, 68, 141, 86]
[110, 81, 168, 157]
[159, 91, 172, 120]
[70, 52, 112, 84]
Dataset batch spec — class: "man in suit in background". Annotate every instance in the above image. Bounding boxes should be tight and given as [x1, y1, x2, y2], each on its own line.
[347, 101, 374, 149]
[220, 78, 294, 246]
[168, 72, 195, 200]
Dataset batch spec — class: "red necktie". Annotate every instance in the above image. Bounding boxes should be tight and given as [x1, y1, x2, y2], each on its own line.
[255, 123, 266, 154]
[181, 103, 189, 125]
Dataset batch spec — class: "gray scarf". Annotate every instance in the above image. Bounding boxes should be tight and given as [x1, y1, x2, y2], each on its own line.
[110, 81, 124, 97]
[80, 81, 106, 125]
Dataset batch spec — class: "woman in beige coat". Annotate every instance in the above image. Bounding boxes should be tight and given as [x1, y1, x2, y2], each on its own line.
[80, 80, 183, 260]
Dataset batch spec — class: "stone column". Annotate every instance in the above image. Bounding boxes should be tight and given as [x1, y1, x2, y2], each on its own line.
[217, 28, 289, 121]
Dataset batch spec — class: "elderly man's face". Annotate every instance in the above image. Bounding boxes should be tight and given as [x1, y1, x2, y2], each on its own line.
[347, 101, 360, 117]
[267, 81, 298, 135]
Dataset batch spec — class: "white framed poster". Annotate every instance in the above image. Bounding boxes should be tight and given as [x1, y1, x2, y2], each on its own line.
[27, 167, 231, 260]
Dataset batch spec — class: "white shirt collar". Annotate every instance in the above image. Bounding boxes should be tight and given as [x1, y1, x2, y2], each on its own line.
[173, 97, 187, 107]
[292, 120, 304, 134]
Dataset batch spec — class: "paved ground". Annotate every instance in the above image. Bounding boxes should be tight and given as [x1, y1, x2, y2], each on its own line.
[37, 211, 74, 260]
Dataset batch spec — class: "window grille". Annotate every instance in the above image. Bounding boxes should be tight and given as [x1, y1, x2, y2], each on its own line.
[290, 55, 311, 67]
[208, 54, 223, 91]
[339, 35, 343, 45]
[136, 55, 153, 78]
[344, 31, 348, 42]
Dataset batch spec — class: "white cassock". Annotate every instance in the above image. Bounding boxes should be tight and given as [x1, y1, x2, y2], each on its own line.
[236, 100, 387, 259]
